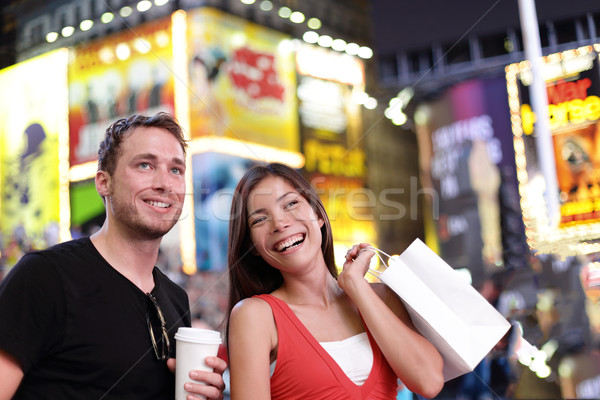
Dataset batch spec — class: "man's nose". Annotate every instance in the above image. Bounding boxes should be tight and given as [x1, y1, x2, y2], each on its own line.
[153, 168, 173, 192]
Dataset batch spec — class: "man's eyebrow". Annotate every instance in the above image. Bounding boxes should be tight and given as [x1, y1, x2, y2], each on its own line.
[132, 153, 185, 166]
[172, 157, 185, 166]
[132, 153, 157, 160]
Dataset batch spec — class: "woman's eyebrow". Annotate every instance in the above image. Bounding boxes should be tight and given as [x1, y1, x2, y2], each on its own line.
[247, 192, 297, 219]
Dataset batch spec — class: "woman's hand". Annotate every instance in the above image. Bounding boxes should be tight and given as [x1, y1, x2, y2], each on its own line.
[167, 356, 227, 400]
[337, 243, 376, 296]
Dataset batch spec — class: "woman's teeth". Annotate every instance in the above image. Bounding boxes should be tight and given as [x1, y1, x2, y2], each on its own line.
[276, 234, 304, 252]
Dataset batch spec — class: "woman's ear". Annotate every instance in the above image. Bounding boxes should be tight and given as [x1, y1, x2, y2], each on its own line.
[318, 217, 325, 228]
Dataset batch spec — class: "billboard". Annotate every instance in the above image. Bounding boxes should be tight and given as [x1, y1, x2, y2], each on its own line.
[192, 152, 253, 271]
[294, 43, 374, 266]
[0, 49, 69, 249]
[506, 45, 600, 255]
[68, 17, 175, 166]
[186, 8, 299, 151]
[415, 77, 517, 283]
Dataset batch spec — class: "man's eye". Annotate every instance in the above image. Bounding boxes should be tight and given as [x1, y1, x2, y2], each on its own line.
[139, 162, 150, 169]
[171, 167, 183, 175]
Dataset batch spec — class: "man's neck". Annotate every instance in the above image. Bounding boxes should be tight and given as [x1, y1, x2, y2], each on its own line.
[90, 226, 161, 293]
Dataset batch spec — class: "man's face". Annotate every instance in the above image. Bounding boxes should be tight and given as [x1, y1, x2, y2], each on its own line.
[101, 127, 186, 239]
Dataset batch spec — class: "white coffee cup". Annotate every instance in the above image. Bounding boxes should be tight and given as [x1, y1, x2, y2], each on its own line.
[175, 327, 222, 400]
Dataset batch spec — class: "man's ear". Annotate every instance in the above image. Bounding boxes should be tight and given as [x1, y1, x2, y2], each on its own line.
[96, 170, 111, 198]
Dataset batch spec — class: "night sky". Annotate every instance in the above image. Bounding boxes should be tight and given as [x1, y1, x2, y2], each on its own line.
[370, 0, 600, 55]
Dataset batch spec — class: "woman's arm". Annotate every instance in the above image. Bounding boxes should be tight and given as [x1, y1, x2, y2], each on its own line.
[228, 298, 275, 400]
[338, 244, 444, 399]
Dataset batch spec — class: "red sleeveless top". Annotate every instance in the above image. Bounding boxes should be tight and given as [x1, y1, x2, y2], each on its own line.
[255, 294, 399, 400]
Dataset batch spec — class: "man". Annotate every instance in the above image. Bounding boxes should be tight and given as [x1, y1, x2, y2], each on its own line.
[0, 113, 226, 399]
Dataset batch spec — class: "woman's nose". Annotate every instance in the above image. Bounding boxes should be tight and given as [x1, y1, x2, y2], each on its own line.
[271, 211, 291, 232]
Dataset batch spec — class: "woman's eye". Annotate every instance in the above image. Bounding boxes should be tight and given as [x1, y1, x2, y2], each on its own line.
[285, 200, 298, 208]
[251, 216, 266, 226]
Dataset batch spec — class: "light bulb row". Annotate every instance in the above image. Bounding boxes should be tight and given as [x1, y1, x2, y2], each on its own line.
[46, 0, 170, 43]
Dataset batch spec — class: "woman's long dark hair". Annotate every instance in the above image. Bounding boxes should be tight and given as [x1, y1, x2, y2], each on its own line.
[223, 162, 336, 343]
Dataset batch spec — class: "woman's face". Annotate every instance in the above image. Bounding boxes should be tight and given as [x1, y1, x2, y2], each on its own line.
[246, 175, 325, 273]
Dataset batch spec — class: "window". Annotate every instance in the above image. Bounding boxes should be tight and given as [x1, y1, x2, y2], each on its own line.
[443, 39, 471, 65]
[406, 49, 433, 74]
[592, 12, 600, 38]
[480, 32, 512, 58]
[379, 54, 398, 80]
[554, 19, 578, 44]
[539, 23, 550, 47]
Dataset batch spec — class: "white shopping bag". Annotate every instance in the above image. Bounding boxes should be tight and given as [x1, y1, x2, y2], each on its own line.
[369, 238, 511, 382]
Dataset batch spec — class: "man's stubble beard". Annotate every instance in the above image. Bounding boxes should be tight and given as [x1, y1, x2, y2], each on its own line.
[107, 191, 181, 240]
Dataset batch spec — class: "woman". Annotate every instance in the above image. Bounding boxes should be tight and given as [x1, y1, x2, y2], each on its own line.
[225, 163, 444, 399]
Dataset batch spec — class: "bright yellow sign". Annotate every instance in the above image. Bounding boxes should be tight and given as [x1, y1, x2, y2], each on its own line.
[187, 8, 299, 151]
[0, 50, 69, 248]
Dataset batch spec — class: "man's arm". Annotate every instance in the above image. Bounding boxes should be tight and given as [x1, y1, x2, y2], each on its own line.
[0, 349, 24, 400]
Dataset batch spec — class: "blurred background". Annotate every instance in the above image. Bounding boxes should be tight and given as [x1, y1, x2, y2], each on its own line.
[1, 0, 600, 398]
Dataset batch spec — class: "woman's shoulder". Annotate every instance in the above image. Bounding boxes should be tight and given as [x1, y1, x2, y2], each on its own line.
[230, 297, 277, 347]
[231, 296, 275, 325]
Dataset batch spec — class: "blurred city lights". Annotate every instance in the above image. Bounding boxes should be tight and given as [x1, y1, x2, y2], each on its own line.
[364, 97, 377, 110]
[259, 1, 273, 11]
[240, 0, 255, 4]
[98, 46, 115, 63]
[120, 6, 133, 17]
[358, 46, 373, 59]
[133, 38, 151, 53]
[455, 268, 473, 284]
[290, 11, 305, 24]
[79, 20, 94, 31]
[302, 31, 319, 44]
[137, 1, 152, 12]
[115, 43, 131, 60]
[278, 7, 291, 18]
[46, 32, 58, 43]
[352, 91, 369, 105]
[155, 0, 170, 6]
[317, 35, 333, 48]
[345, 42, 360, 56]
[331, 38, 346, 52]
[307, 17, 321, 30]
[278, 38, 297, 55]
[391, 112, 407, 126]
[101, 12, 114, 23]
[383, 87, 414, 126]
[155, 30, 170, 47]
[61, 26, 75, 37]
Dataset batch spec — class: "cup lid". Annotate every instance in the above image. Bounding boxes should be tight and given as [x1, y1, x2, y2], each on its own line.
[175, 327, 222, 344]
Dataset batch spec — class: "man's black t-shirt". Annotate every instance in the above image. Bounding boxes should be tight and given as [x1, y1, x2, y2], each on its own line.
[0, 237, 191, 399]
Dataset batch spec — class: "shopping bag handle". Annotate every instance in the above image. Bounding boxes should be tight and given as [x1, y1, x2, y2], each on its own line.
[359, 246, 393, 280]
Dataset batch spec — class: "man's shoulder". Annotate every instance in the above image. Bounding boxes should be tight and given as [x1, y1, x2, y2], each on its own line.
[41, 237, 92, 254]
[14, 237, 95, 273]
[153, 267, 187, 296]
